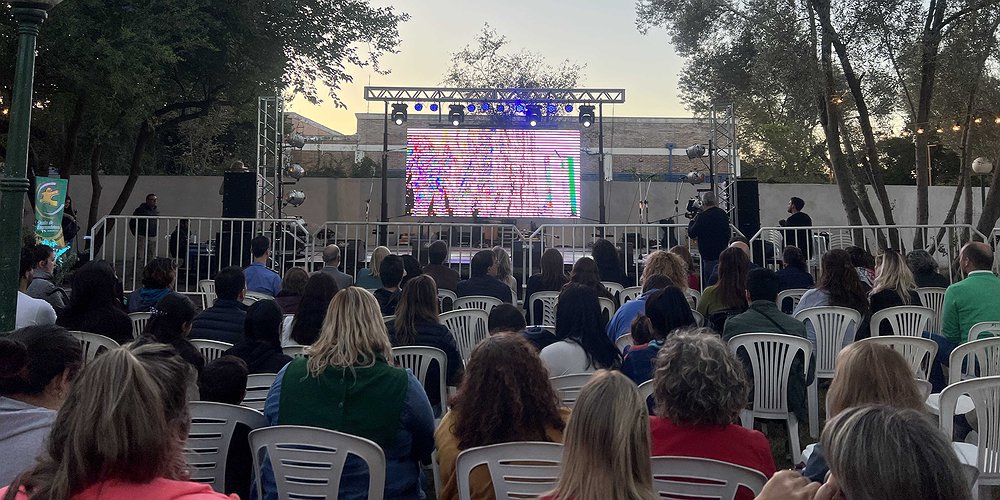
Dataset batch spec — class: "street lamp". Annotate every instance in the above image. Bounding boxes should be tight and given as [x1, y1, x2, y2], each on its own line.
[973, 157, 994, 207]
[1, 0, 63, 332]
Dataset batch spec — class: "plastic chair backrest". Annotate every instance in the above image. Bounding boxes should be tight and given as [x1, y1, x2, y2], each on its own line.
[528, 292, 559, 325]
[440, 309, 490, 363]
[599, 297, 616, 322]
[938, 376, 1000, 482]
[392, 346, 449, 416]
[949, 337, 1000, 382]
[691, 309, 705, 327]
[915, 287, 947, 334]
[969, 321, 1000, 341]
[242, 373, 277, 411]
[455, 442, 563, 500]
[438, 289, 458, 313]
[687, 289, 702, 309]
[69, 331, 120, 363]
[621, 286, 643, 303]
[454, 295, 504, 313]
[185, 401, 267, 493]
[190, 339, 233, 363]
[638, 379, 654, 403]
[776, 289, 807, 313]
[794, 306, 860, 379]
[282, 345, 306, 359]
[869, 305, 934, 338]
[128, 312, 151, 339]
[199, 279, 217, 310]
[728, 333, 812, 419]
[615, 333, 633, 353]
[249, 425, 386, 500]
[242, 291, 273, 306]
[549, 373, 594, 409]
[650, 456, 767, 500]
[602, 281, 624, 302]
[856, 336, 938, 381]
[827, 232, 853, 250]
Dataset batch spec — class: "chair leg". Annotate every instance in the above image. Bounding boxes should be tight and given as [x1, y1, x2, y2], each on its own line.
[739, 409, 753, 429]
[808, 380, 819, 439]
[787, 415, 802, 465]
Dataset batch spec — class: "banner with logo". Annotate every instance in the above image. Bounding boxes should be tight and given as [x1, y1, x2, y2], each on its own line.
[34, 176, 68, 250]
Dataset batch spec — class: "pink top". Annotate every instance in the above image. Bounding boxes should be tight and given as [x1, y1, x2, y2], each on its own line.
[0, 477, 236, 500]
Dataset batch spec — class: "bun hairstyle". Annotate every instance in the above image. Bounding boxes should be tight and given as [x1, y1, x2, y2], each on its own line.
[142, 292, 196, 344]
[0, 325, 82, 397]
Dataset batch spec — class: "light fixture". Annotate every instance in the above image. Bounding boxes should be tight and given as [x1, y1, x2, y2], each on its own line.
[430, 103, 439, 112]
[578, 105, 595, 128]
[287, 133, 306, 149]
[832, 96, 844, 105]
[414, 103, 423, 112]
[685, 145, 707, 159]
[972, 157, 994, 175]
[685, 171, 705, 184]
[995, 117, 1000, 124]
[391, 103, 407, 126]
[448, 104, 465, 126]
[935, 124, 944, 134]
[916, 126, 925, 135]
[285, 163, 305, 180]
[974, 116, 983, 124]
[285, 190, 306, 207]
[565, 104, 574, 113]
[525, 105, 542, 127]
[952, 122, 961, 132]
[546, 104, 558, 114]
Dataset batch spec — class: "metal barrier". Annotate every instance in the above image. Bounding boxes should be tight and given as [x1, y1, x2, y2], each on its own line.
[89, 216, 313, 296]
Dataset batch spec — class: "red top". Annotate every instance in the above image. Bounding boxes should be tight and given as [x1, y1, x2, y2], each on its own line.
[688, 273, 701, 292]
[1, 478, 236, 500]
[649, 416, 775, 500]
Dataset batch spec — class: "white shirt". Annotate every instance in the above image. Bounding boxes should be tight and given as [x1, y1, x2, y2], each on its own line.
[539, 340, 597, 377]
[16, 291, 56, 329]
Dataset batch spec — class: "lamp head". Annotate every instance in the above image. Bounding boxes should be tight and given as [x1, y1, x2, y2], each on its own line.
[285, 190, 306, 207]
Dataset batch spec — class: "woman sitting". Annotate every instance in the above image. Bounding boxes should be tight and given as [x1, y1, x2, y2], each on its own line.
[907, 249, 950, 288]
[127, 257, 176, 313]
[867, 249, 922, 337]
[794, 249, 870, 348]
[669, 245, 700, 291]
[435, 334, 568, 500]
[649, 329, 775, 500]
[540, 284, 622, 376]
[57, 261, 132, 344]
[697, 247, 750, 330]
[621, 287, 695, 384]
[591, 238, 629, 287]
[224, 300, 292, 374]
[355, 245, 390, 290]
[492, 246, 518, 301]
[562, 257, 617, 304]
[135, 293, 204, 373]
[263, 287, 434, 499]
[846, 245, 876, 290]
[524, 248, 569, 322]
[284, 272, 338, 346]
[775, 246, 814, 293]
[274, 267, 308, 315]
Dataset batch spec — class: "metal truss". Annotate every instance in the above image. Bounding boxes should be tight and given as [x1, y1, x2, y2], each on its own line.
[711, 103, 739, 215]
[256, 96, 283, 220]
[364, 86, 626, 104]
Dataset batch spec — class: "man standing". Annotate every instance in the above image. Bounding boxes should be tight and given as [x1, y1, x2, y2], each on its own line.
[130, 193, 160, 260]
[687, 191, 730, 286]
[456, 250, 513, 303]
[779, 196, 812, 257]
[422, 240, 460, 292]
[320, 244, 355, 290]
[243, 235, 282, 296]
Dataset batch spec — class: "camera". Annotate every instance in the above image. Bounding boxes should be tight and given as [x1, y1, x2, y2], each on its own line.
[684, 197, 702, 219]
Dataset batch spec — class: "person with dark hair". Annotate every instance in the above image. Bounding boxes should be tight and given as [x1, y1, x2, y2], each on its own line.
[456, 250, 512, 303]
[274, 266, 308, 314]
[287, 272, 338, 346]
[224, 300, 292, 374]
[687, 191, 731, 285]
[135, 292, 204, 373]
[399, 254, 423, 289]
[563, 257, 616, 304]
[129, 193, 159, 259]
[779, 196, 812, 257]
[198, 356, 249, 405]
[621, 287, 696, 384]
[845, 245, 876, 290]
[190, 266, 247, 345]
[489, 304, 528, 334]
[794, 249, 871, 350]
[243, 235, 281, 296]
[16, 246, 56, 329]
[57, 261, 132, 344]
[374, 254, 405, 315]
[0, 326, 83, 485]
[320, 244, 355, 290]
[423, 240, 460, 292]
[907, 249, 950, 288]
[591, 238, 628, 287]
[524, 248, 569, 321]
[435, 334, 568, 500]
[540, 284, 622, 376]
[127, 257, 176, 313]
[607, 274, 674, 342]
[706, 239, 759, 287]
[697, 246, 750, 331]
[776, 246, 815, 295]
[724, 268, 812, 424]
[25, 244, 67, 314]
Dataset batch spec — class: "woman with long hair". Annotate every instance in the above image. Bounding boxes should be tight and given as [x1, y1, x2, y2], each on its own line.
[491, 246, 518, 301]
[435, 334, 568, 500]
[224, 299, 292, 374]
[0, 326, 83, 485]
[668, 245, 700, 291]
[263, 287, 434, 499]
[621, 287, 696, 384]
[542, 371, 656, 500]
[135, 292, 204, 372]
[591, 238, 628, 287]
[127, 257, 177, 313]
[524, 248, 569, 322]
[0, 343, 234, 500]
[356, 245, 391, 289]
[563, 257, 616, 303]
[867, 249, 923, 337]
[57, 260, 132, 344]
[540, 284, 622, 376]
[285, 272, 338, 346]
[696, 247, 750, 326]
[274, 267, 309, 314]
[793, 249, 870, 347]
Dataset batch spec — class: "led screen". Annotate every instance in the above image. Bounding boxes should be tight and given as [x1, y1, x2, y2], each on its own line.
[405, 128, 581, 218]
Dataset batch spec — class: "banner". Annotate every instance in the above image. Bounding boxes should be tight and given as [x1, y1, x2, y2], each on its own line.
[34, 176, 68, 251]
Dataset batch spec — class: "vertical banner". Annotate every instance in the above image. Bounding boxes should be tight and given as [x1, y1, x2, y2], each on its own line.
[34, 176, 68, 249]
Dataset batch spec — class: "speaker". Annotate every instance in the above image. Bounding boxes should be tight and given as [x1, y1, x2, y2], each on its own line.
[223, 172, 256, 218]
[734, 178, 760, 238]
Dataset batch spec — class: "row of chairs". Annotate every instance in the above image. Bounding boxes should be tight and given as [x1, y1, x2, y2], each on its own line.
[777, 287, 948, 334]
[71, 331, 307, 366]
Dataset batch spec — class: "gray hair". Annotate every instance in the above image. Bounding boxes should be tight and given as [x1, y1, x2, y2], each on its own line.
[322, 244, 341, 265]
[906, 249, 938, 275]
[701, 191, 718, 206]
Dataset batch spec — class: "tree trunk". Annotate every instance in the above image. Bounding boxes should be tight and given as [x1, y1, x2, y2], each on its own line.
[92, 120, 154, 254]
[86, 142, 102, 245]
[976, 167, 1000, 237]
[60, 96, 86, 180]
[839, 116, 890, 250]
[913, 0, 948, 248]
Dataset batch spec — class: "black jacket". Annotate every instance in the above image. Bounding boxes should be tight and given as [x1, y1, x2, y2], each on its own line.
[189, 299, 247, 345]
[456, 275, 513, 303]
[914, 271, 950, 288]
[130, 203, 159, 237]
[224, 342, 292, 374]
[782, 211, 813, 256]
[387, 319, 464, 408]
[688, 206, 730, 261]
[57, 303, 133, 345]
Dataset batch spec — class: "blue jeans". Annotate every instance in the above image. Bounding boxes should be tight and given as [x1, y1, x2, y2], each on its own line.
[929, 333, 958, 393]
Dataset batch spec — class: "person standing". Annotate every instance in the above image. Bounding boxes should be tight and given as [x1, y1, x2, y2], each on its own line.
[129, 193, 160, 260]
[779, 196, 812, 256]
[319, 244, 355, 290]
[687, 192, 730, 286]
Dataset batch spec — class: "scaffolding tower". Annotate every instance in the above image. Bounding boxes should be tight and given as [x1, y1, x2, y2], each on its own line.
[256, 96, 283, 220]
[711, 103, 740, 215]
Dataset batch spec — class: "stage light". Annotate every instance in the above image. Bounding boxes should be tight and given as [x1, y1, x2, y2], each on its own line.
[515, 103, 526, 113]
[916, 126, 925, 134]
[547, 104, 557, 114]
[496, 104, 505, 112]
[448, 104, 465, 126]
[285, 190, 306, 207]
[391, 103, 408, 125]
[526, 105, 542, 127]
[685, 171, 705, 185]
[565, 104, 574, 113]
[430, 103, 439, 112]
[685, 144, 707, 159]
[414, 103, 423, 111]
[481, 102, 491, 111]
[467, 104, 476, 112]
[578, 105, 595, 128]
[974, 116, 982, 124]
[285, 163, 305, 180]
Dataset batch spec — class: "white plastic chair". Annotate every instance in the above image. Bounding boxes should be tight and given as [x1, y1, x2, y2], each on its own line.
[440, 309, 490, 363]
[549, 373, 594, 409]
[528, 291, 559, 326]
[393, 346, 449, 417]
[128, 311, 151, 339]
[728, 333, 812, 464]
[599, 296, 616, 321]
[69, 331, 120, 363]
[602, 281, 624, 302]
[199, 279, 217, 310]
[691, 309, 705, 327]
[615, 333, 633, 353]
[185, 401, 267, 493]
[869, 305, 934, 338]
[438, 289, 458, 312]
[191, 339, 233, 363]
[776, 288, 807, 313]
[650, 456, 767, 500]
[282, 344, 306, 358]
[939, 376, 1000, 496]
[856, 336, 938, 381]
[794, 306, 861, 438]
[916, 287, 947, 334]
[638, 379, 654, 404]
[242, 373, 277, 411]
[686, 288, 702, 309]
[620, 286, 643, 303]
[249, 425, 386, 500]
[969, 321, 1000, 341]
[242, 291, 273, 306]
[454, 295, 504, 313]
[455, 442, 563, 500]
[827, 232, 853, 250]
[950, 337, 1000, 382]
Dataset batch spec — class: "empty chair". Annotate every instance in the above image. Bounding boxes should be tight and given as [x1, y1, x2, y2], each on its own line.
[454, 295, 504, 313]
[776, 288, 807, 313]
[199, 279, 217, 310]
[528, 291, 559, 326]
[249, 425, 386, 500]
[827, 232, 853, 250]
[438, 289, 458, 313]
[916, 287, 947, 334]
[856, 336, 937, 381]
[615, 333, 634, 353]
[939, 375, 1000, 496]
[949, 336, 1000, 382]
[650, 456, 767, 500]
[128, 311, 151, 339]
[70, 331, 120, 363]
[242, 373, 277, 411]
[282, 344, 306, 359]
[549, 373, 594, 409]
[455, 442, 563, 500]
[185, 401, 267, 493]
[392, 346, 449, 417]
[440, 309, 490, 363]
[968, 321, 1000, 341]
[621, 286, 643, 303]
[794, 306, 861, 438]
[869, 305, 934, 338]
[602, 281, 625, 302]
[191, 339, 233, 363]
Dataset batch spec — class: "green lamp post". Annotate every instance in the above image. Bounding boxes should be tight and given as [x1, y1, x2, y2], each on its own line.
[1, 0, 62, 332]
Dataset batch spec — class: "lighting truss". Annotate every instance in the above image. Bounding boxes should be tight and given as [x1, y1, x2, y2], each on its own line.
[364, 86, 626, 105]
[256, 96, 283, 220]
[711, 103, 741, 218]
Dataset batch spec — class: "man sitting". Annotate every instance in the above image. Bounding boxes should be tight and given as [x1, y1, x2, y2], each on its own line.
[190, 266, 247, 344]
[320, 244, 354, 290]
[456, 250, 513, 303]
[422, 240, 460, 292]
[243, 235, 281, 296]
[606, 274, 673, 342]
[373, 255, 404, 316]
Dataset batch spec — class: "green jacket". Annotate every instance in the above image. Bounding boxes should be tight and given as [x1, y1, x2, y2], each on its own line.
[942, 271, 1000, 344]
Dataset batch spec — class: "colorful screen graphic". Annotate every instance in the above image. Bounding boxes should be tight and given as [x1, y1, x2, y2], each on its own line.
[405, 128, 581, 218]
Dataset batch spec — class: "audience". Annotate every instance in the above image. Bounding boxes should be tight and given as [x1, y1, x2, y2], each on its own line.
[907, 249, 950, 288]
[794, 249, 870, 349]
[127, 257, 176, 313]
[776, 245, 814, 293]
[243, 235, 281, 296]
[320, 244, 355, 290]
[356, 245, 390, 290]
[262, 287, 434, 499]
[492, 246, 518, 301]
[542, 370, 655, 500]
[198, 356, 248, 405]
[607, 274, 674, 342]
[223, 300, 292, 374]
[25, 244, 67, 314]
[707, 239, 759, 287]
[668, 245, 700, 291]
[15, 246, 56, 330]
[591, 238, 629, 287]
[374, 254, 405, 315]
[540, 284, 622, 376]
[650, 330, 775, 500]
[286, 272, 338, 346]
[628, 315, 654, 346]
[399, 254, 423, 289]
[697, 246, 750, 331]
[135, 292, 204, 373]
[845, 245, 876, 290]
[867, 249, 922, 338]
[56, 260, 132, 344]
[274, 266, 308, 314]
[524, 248, 569, 322]
[456, 250, 513, 303]
[563, 257, 616, 304]
[621, 287, 695, 384]
[435, 334, 569, 500]
[422, 240, 460, 292]
[190, 266, 247, 345]
[0, 325, 82, 486]
[642, 250, 689, 296]
[0, 343, 233, 499]
[488, 303, 527, 333]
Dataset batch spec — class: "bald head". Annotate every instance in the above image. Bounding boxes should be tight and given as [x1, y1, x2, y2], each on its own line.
[960, 242, 993, 273]
[323, 244, 342, 266]
[730, 241, 751, 258]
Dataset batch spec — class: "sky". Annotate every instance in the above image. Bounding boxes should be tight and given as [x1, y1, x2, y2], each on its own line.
[287, 0, 692, 135]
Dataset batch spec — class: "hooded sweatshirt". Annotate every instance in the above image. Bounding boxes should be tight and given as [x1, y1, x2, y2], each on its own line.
[0, 397, 56, 486]
[127, 287, 172, 313]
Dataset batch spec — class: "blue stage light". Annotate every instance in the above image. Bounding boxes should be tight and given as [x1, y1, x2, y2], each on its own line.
[481, 102, 491, 111]
[496, 104, 505, 112]
[515, 103, 525, 113]
[565, 104, 574, 112]
[468, 104, 476, 112]
[430, 103, 439, 112]
[547, 104, 557, 114]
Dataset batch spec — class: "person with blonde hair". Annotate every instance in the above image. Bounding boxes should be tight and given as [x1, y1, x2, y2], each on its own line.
[1, 343, 234, 499]
[866, 249, 922, 338]
[642, 250, 688, 294]
[492, 246, 518, 300]
[262, 287, 435, 499]
[356, 245, 391, 289]
[668, 245, 700, 291]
